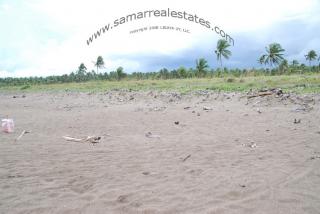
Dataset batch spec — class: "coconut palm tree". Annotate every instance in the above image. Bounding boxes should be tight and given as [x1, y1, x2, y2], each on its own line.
[305, 50, 317, 66]
[93, 56, 105, 73]
[215, 39, 232, 68]
[116, 66, 126, 81]
[78, 63, 87, 73]
[291, 60, 299, 67]
[259, 43, 285, 68]
[195, 58, 209, 77]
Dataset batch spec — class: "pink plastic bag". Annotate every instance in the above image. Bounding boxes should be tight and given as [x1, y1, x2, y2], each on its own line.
[1, 119, 14, 133]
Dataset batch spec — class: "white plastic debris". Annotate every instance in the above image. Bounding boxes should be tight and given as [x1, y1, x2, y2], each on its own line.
[1, 119, 14, 133]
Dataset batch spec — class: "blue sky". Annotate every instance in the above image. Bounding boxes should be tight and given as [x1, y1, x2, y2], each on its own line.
[0, 0, 319, 77]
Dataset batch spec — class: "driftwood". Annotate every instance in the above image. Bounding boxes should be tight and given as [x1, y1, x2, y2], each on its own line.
[247, 88, 283, 99]
[145, 132, 160, 139]
[63, 136, 101, 144]
[182, 154, 191, 162]
[15, 130, 30, 142]
[247, 91, 273, 99]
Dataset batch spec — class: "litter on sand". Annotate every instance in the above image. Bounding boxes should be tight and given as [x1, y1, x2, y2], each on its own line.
[15, 130, 30, 142]
[63, 136, 101, 144]
[1, 119, 14, 133]
[145, 132, 160, 139]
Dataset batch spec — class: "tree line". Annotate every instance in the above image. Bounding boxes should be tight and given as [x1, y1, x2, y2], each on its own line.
[1, 40, 319, 87]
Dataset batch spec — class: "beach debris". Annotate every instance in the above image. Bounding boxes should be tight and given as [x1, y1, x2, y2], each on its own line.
[142, 172, 150, 175]
[239, 184, 246, 188]
[15, 130, 30, 142]
[149, 106, 166, 112]
[184, 106, 191, 110]
[257, 108, 262, 114]
[310, 156, 320, 160]
[203, 106, 213, 111]
[197, 113, 201, 116]
[293, 105, 313, 112]
[243, 142, 257, 148]
[12, 95, 26, 99]
[247, 88, 283, 99]
[63, 136, 101, 144]
[294, 119, 301, 124]
[145, 132, 160, 139]
[1, 118, 14, 133]
[117, 195, 129, 203]
[182, 154, 191, 162]
[192, 111, 196, 113]
[174, 121, 180, 125]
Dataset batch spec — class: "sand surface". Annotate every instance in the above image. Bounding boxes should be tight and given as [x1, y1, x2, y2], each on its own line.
[0, 90, 320, 214]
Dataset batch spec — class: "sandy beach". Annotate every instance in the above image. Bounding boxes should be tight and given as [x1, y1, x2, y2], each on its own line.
[0, 90, 320, 214]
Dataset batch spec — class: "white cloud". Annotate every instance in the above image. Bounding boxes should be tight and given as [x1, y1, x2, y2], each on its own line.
[0, 0, 319, 77]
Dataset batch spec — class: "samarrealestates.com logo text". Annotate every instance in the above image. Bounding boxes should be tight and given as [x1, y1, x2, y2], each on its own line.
[86, 8, 234, 46]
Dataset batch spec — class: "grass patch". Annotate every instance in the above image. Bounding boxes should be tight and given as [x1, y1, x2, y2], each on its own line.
[20, 85, 31, 90]
[0, 74, 319, 94]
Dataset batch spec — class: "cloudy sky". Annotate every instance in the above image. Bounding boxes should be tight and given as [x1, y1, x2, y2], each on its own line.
[0, 0, 319, 77]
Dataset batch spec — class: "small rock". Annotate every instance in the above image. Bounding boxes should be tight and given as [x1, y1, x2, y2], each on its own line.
[174, 121, 180, 125]
[203, 106, 213, 111]
[197, 113, 201, 116]
[145, 132, 160, 139]
[192, 111, 195, 113]
[250, 143, 257, 148]
[117, 195, 128, 203]
[294, 119, 301, 124]
[243, 142, 257, 148]
[142, 172, 150, 175]
[184, 107, 191, 110]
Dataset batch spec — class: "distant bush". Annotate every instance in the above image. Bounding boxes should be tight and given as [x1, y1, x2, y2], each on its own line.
[20, 85, 31, 90]
[226, 78, 235, 83]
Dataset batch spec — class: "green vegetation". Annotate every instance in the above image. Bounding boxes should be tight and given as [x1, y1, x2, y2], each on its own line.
[259, 43, 285, 68]
[195, 58, 209, 77]
[1, 75, 319, 94]
[305, 50, 318, 66]
[94, 56, 105, 73]
[215, 39, 232, 68]
[1, 41, 319, 94]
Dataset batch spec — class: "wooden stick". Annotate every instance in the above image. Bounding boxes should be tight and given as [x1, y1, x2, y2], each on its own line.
[63, 136, 101, 144]
[182, 154, 191, 162]
[63, 136, 84, 142]
[247, 92, 273, 99]
[15, 130, 30, 142]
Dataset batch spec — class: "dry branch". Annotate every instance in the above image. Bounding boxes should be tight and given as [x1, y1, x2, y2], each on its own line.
[63, 136, 101, 144]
